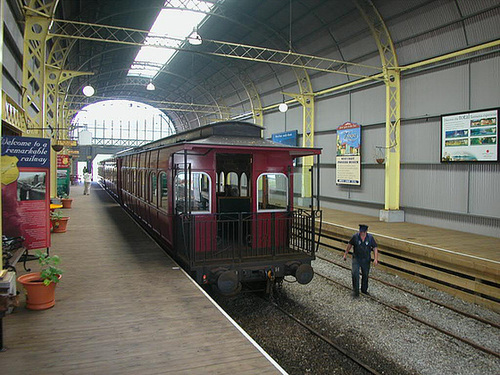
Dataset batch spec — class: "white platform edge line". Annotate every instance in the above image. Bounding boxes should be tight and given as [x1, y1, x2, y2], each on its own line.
[102, 184, 288, 375]
[321, 220, 500, 265]
[181, 268, 289, 375]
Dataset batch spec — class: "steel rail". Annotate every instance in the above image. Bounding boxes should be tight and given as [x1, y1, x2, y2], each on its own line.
[313, 260, 500, 359]
[315, 253, 500, 330]
[265, 298, 382, 375]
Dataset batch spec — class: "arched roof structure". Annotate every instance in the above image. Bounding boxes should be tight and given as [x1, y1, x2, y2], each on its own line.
[25, 0, 497, 132]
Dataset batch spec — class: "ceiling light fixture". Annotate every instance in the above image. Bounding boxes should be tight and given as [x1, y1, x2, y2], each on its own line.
[188, 28, 203, 46]
[82, 85, 95, 97]
[278, 103, 288, 113]
[146, 81, 155, 91]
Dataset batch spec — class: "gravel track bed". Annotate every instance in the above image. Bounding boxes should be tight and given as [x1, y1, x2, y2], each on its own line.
[213, 247, 500, 375]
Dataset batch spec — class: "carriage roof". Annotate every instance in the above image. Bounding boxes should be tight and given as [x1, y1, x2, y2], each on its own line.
[115, 121, 321, 158]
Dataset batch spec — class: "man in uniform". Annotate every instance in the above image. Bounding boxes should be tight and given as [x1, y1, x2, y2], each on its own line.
[343, 224, 379, 297]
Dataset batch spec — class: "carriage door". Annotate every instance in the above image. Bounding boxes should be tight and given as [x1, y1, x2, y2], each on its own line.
[215, 154, 252, 257]
[174, 161, 214, 262]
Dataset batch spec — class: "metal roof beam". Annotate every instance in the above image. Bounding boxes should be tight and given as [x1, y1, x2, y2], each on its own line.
[47, 17, 383, 79]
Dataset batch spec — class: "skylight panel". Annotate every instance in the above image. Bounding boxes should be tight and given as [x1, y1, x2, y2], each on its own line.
[128, 0, 215, 79]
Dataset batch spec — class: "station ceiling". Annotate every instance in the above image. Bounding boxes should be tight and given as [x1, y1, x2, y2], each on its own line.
[52, 0, 500, 131]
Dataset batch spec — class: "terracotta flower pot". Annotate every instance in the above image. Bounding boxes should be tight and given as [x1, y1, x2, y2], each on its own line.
[51, 217, 70, 233]
[61, 198, 73, 209]
[17, 272, 62, 310]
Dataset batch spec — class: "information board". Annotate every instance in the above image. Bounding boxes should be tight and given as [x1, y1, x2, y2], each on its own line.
[441, 108, 498, 162]
[272, 130, 298, 146]
[1, 136, 51, 250]
[336, 122, 361, 185]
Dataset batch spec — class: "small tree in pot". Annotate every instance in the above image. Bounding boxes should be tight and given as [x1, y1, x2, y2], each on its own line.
[17, 250, 63, 310]
[59, 193, 73, 209]
[50, 209, 70, 233]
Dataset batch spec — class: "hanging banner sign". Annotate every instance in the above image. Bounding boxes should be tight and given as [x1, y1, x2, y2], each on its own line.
[1, 136, 51, 250]
[441, 108, 498, 162]
[272, 130, 298, 146]
[336, 122, 361, 185]
[57, 154, 71, 169]
[55, 139, 77, 147]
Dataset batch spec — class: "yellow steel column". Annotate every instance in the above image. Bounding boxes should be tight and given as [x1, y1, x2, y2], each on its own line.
[45, 66, 59, 197]
[354, 0, 403, 220]
[384, 68, 401, 210]
[23, 1, 59, 197]
[23, 15, 52, 137]
[284, 91, 315, 202]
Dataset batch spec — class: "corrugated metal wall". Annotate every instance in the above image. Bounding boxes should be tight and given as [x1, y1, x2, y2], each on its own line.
[232, 0, 500, 237]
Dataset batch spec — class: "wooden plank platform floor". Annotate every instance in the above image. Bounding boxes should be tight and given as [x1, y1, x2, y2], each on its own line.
[320, 208, 500, 262]
[2, 183, 283, 375]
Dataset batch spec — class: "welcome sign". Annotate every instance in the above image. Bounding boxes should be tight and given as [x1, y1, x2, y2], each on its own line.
[1, 136, 51, 250]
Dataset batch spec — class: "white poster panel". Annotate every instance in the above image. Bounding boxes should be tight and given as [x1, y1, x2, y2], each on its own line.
[441, 109, 498, 162]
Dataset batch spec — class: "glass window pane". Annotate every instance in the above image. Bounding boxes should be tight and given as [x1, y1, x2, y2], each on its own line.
[227, 172, 239, 196]
[174, 172, 211, 213]
[240, 173, 248, 197]
[151, 172, 157, 204]
[159, 172, 168, 209]
[257, 173, 288, 211]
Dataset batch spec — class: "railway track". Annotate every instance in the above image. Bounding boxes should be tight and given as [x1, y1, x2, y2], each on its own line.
[314, 254, 500, 359]
[316, 254, 500, 329]
[266, 297, 382, 375]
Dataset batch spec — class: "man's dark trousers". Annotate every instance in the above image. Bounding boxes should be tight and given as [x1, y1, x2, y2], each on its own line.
[352, 256, 371, 294]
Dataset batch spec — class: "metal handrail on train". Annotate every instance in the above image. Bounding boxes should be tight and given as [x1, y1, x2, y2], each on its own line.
[175, 209, 318, 267]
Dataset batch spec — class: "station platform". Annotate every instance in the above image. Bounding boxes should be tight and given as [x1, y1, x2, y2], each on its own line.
[2, 183, 284, 374]
[317, 207, 500, 312]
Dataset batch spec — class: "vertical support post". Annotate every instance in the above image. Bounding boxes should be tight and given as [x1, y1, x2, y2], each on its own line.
[353, 0, 404, 222]
[384, 68, 401, 210]
[23, 14, 51, 137]
[284, 92, 315, 206]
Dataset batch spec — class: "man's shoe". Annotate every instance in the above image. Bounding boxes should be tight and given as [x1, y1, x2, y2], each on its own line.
[361, 291, 370, 296]
[352, 291, 359, 298]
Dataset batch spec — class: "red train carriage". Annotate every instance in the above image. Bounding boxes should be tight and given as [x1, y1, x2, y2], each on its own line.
[99, 121, 322, 295]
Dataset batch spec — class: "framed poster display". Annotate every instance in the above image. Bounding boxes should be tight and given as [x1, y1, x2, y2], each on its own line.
[441, 108, 498, 162]
[1, 136, 51, 250]
[336, 122, 361, 185]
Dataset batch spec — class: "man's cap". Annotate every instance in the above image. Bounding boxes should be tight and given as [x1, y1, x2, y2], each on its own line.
[359, 224, 368, 232]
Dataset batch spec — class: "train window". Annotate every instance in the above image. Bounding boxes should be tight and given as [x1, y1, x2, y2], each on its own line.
[131, 170, 136, 195]
[218, 171, 225, 193]
[140, 170, 145, 199]
[226, 172, 239, 196]
[150, 172, 157, 205]
[240, 173, 248, 197]
[159, 171, 168, 210]
[257, 173, 288, 211]
[174, 172, 211, 213]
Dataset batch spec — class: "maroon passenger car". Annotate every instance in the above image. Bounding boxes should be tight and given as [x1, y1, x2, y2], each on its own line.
[99, 121, 322, 295]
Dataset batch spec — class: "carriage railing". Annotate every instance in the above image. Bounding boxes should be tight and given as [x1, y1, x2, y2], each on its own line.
[175, 209, 319, 266]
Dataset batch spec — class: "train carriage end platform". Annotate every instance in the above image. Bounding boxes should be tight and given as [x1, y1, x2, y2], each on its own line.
[317, 207, 500, 312]
[1, 182, 284, 374]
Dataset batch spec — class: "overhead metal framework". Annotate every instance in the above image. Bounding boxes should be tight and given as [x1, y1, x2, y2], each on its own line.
[48, 18, 384, 79]
[18, 0, 500, 211]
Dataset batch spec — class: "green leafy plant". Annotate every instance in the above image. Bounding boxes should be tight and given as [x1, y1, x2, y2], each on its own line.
[35, 250, 63, 286]
[50, 209, 65, 221]
[59, 193, 69, 199]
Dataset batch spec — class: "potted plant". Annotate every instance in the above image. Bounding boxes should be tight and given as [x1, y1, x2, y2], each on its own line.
[17, 250, 63, 310]
[50, 209, 70, 233]
[59, 193, 73, 209]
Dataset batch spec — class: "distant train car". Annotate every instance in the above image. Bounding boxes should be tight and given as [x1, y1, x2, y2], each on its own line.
[99, 121, 321, 295]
